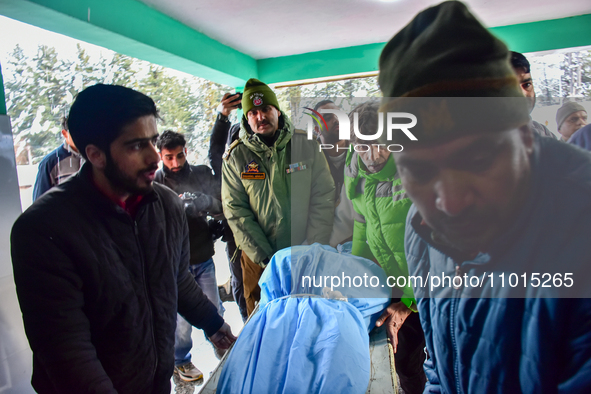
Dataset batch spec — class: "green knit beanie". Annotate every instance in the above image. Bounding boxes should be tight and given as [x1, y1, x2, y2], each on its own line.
[241, 78, 280, 116]
[378, 1, 530, 146]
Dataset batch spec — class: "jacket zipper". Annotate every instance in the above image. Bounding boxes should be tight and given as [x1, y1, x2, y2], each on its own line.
[411, 216, 468, 393]
[133, 219, 158, 383]
[451, 263, 462, 394]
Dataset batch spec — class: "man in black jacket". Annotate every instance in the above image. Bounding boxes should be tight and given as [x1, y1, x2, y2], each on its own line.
[11, 84, 235, 394]
[155, 130, 225, 381]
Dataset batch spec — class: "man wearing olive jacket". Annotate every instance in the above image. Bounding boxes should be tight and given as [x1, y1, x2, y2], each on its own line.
[222, 79, 335, 314]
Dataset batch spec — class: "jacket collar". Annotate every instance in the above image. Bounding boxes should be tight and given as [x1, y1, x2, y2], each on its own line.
[346, 151, 398, 181]
[63, 142, 83, 159]
[356, 154, 398, 182]
[345, 151, 398, 199]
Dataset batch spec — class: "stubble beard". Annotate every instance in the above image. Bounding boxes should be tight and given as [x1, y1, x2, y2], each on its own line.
[104, 153, 155, 196]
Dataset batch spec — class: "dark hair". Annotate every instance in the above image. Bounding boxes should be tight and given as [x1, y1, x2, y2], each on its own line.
[313, 99, 335, 112]
[156, 130, 186, 151]
[67, 84, 159, 159]
[349, 100, 381, 144]
[510, 51, 530, 74]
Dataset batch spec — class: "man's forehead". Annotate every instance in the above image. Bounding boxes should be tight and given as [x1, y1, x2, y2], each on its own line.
[248, 104, 275, 114]
[514, 69, 532, 82]
[117, 115, 158, 142]
[396, 131, 514, 163]
[567, 110, 588, 119]
[161, 146, 185, 155]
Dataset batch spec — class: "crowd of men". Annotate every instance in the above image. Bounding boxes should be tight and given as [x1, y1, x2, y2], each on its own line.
[11, 1, 591, 393]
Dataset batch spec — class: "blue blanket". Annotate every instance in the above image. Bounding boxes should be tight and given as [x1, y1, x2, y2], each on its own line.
[217, 244, 390, 393]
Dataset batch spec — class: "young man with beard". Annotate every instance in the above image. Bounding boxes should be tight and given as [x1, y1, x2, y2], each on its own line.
[312, 99, 355, 247]
[379, 2, 591, 392]
[222, 78, 335, 315]
[11, 84, 235, 394]
[154, 130, 225, 381]
[510, 51, 557, 139]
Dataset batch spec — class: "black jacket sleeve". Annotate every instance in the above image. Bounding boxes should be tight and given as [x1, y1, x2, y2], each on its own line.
[176, 211, 224, 337]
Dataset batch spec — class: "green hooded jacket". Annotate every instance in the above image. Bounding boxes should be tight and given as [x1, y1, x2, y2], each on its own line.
[344, 150, 416, 310]
[222, 112, 335, 267]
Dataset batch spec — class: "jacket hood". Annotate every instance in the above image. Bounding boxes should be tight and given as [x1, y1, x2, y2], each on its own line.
[239, 110, 294, 152]
[345, 151, 397, 200]
[64, 142, 83, 159]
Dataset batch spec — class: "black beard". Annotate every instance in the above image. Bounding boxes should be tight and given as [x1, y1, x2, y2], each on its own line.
[104, 152, 155, 196]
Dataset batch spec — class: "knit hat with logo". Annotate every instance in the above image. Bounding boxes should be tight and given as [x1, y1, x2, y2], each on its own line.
[241, 78, 280, 116]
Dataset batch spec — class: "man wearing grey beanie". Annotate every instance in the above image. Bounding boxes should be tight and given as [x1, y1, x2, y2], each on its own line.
[378, 1, 591, 393]
[556, 101, 587, 141]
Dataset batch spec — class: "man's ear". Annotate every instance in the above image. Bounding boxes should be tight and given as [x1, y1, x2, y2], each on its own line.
[85, 144, 107, 170]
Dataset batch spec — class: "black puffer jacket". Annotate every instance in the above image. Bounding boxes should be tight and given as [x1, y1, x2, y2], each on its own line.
[154, 162, 222, 264]
[11, 163, 223, 394]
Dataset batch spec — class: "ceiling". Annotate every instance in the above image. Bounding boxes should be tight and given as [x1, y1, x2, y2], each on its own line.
[138, 0, 591, 59]
[1, 0, 590, 87]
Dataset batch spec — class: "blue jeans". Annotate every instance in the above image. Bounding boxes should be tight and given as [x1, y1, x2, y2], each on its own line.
[174, 258, 224, 366]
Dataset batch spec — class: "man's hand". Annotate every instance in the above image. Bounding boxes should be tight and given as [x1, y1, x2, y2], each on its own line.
[375, 301, 412, 353]
[217, 93, 242, 117]
[208, 322, 237, 349]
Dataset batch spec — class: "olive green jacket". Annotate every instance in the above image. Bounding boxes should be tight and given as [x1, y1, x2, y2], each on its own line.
[222, 113, 335, 266]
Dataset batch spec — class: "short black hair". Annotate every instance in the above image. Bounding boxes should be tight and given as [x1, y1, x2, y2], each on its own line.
[60, 116, 68, 131]
[67, 84, 159, 160]
[156, 130, 186, 151]
[313, 99, 335, 112]
[510, 51, 531, 74]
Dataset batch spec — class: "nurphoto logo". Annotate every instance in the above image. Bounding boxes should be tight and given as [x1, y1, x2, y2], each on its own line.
[304, 107, 418, 152]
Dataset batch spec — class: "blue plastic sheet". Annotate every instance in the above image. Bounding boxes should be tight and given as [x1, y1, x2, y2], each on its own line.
[217, 244, 390, 394]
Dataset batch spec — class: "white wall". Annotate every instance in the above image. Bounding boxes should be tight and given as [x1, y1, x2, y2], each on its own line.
[0, 114, 34, 393]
